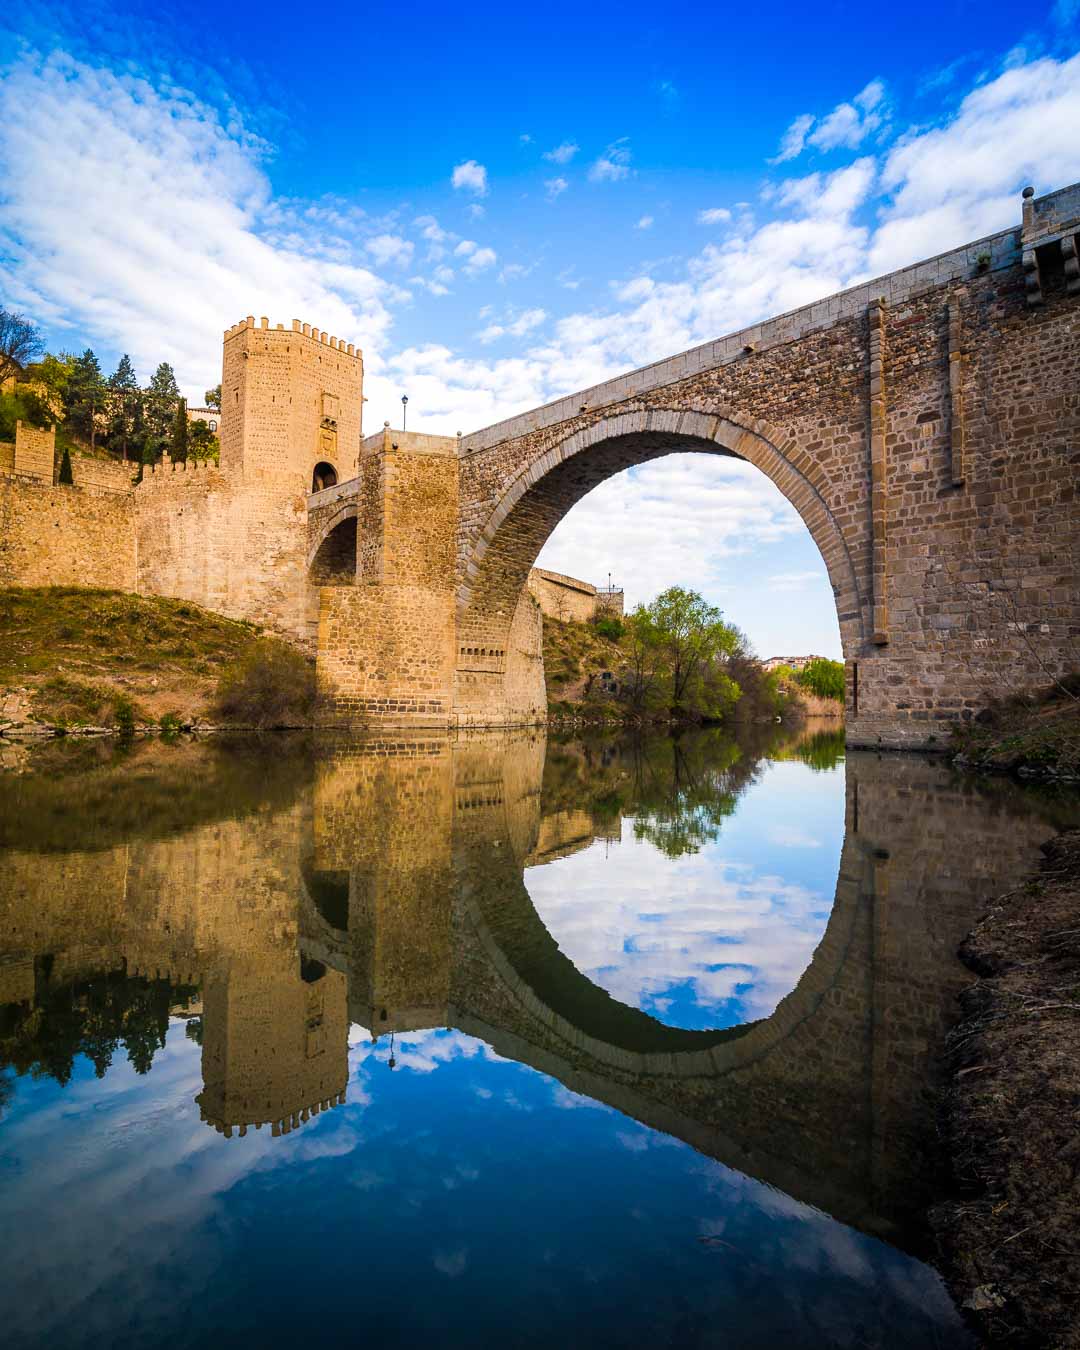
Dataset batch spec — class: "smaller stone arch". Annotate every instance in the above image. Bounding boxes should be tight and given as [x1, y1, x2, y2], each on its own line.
[307, 502, 358, 574]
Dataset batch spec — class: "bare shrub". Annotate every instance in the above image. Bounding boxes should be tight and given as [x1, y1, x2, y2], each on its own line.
[211, 640, 315, 728]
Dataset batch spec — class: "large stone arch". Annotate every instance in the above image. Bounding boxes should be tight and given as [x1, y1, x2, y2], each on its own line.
[457, 409, 866, 652]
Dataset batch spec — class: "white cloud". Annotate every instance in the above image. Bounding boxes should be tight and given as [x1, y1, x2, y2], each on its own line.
[544, 176, 569, 201]
[635, 215, 654, 230]
[588, 140, 632, 182]
[466, 202, 485, 220]
[697, 207, 732, 225]
[770, 112, 814, 164]
[807, 79, 887, 152]
[476, 307, 547, 344]
[0, 50, 398, 403]
[413, 213, 448, 243]
[365, 233, 414, 267]
[542, 140, 578, 164]
[535, 454, 806, 613]
[451, 159, 488, 195]
[769, 570, 823, 591]
[771, 81, 887, 162]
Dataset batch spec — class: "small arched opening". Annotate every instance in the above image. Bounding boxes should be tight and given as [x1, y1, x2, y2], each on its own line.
[306, 509, 358, 643]
[312, 461, 338, 492]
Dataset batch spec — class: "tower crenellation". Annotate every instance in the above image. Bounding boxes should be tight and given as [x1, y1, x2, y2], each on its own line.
[220, 315, 363, 490]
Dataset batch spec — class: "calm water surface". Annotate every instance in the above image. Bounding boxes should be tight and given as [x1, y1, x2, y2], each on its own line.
[2, 725, 1077, 1349]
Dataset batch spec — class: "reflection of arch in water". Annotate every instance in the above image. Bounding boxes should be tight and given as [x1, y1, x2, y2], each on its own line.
[458, 829, 862, 1073]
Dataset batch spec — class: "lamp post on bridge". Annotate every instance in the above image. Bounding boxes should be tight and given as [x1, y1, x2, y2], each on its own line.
[401, 394, 408, 432]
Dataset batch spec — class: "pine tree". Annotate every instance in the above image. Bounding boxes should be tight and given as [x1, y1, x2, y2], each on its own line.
[58, 446, 74, 485]
[171, 397, 188, 463]
[145, 362, 180, 448]
[67, 349, 104, 450]
[107, 355, 139, 461]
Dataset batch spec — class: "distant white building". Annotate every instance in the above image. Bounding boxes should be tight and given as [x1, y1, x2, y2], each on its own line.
[762, 654, 828, 672]
[187, 406, 221, 435]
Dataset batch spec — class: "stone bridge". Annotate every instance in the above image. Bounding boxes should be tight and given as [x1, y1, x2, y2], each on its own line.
[311, 182, 1080, 748]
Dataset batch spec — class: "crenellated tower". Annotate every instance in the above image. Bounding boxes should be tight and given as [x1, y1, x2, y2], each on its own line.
[220, 316, 364, 491]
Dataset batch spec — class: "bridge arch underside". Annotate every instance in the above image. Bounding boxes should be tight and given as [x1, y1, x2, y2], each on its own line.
[305, 507, 358, 642]
[455, 414, 866, 725]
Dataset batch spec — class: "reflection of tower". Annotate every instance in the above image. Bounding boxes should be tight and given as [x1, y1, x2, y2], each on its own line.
[197, 954, 348, 1138]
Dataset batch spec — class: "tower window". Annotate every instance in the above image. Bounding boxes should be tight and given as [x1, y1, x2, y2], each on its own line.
[312, 462, 338, 492]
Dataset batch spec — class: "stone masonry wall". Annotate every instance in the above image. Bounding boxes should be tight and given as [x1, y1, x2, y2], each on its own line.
[527, 566, 598, 622]
[0, 478, 136, 590]
[448, 184, 1080, 745]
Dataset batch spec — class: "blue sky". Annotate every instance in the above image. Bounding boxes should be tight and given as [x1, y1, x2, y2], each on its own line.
[2, 0, 1079, 657]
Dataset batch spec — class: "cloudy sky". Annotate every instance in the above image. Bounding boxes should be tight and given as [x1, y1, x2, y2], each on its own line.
[2, 1, 1079, 656]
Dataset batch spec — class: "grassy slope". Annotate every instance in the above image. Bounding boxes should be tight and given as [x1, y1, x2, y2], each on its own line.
[541, 617, 625, 712]
[950, 685, 1080, 779]
[0, 587, 300, 728]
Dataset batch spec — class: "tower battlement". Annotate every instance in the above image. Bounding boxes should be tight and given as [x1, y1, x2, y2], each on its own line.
[222, 315, 364, 363]
[219, 314, 364, 488]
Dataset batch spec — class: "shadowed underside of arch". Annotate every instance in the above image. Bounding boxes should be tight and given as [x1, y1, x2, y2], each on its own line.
[457, 410, 867, 656]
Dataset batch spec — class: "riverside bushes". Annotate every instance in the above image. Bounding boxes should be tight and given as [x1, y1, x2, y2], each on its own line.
[211, 639, 316, 728]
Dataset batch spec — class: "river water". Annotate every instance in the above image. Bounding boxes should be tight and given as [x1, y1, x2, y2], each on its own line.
[1, 725, 1077, 1349]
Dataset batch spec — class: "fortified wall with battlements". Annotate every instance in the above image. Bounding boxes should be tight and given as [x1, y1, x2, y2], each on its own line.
[1, 184, 1079, 745]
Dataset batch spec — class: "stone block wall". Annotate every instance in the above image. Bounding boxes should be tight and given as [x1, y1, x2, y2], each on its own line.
[317, 583, 457, 725]
[527, 567, 598, 622]
[0, 477, 136, 590]
[70, 454, 134, 494]
[13, 421, 54, 484]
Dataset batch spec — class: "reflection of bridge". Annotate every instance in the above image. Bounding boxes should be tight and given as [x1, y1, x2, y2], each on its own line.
[1, 732, 1072, 1244]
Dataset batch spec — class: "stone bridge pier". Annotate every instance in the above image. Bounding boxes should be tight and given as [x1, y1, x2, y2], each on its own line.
[310, 183, 1080, 749]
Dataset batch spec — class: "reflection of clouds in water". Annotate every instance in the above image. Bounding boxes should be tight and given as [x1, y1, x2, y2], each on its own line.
[0, 1026, 279, 1348]
[352, 1026, 504, 1076]
[525, 759, 843, 1029]
[691, 1161, 963, 1334]
[433, 1246, 469, 1277]
[527, 846, 830, 1026]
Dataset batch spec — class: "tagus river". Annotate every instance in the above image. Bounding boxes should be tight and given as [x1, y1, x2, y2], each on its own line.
[2, 726, 1078, 1349]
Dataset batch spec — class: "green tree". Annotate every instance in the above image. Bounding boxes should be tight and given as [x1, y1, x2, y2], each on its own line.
[795, 657, 845, 703]
[189, 420, 220, 463]
[34, 351, 76, 410]
[171, 396, 188, 463]
[0, 384, 52, 440]
[640, 586, 741, 718]
[58, 446, 74, 485]
[135, 431, 157, 483]
[204, 383, 221, 410]
[107, 355, 140, 460]
[145, 362, 180, 449]
[66, 349, 105, 449]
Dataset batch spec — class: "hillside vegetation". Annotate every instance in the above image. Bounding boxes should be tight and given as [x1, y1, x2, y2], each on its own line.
[0, 587, 313, 732]
[542, 587, 814, 725]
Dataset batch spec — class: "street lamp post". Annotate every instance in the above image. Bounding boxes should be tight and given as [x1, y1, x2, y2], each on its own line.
[401, 394, 408, 431]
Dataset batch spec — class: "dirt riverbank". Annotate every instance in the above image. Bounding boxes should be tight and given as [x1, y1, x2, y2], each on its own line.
[932, 828, 1080, 1348]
